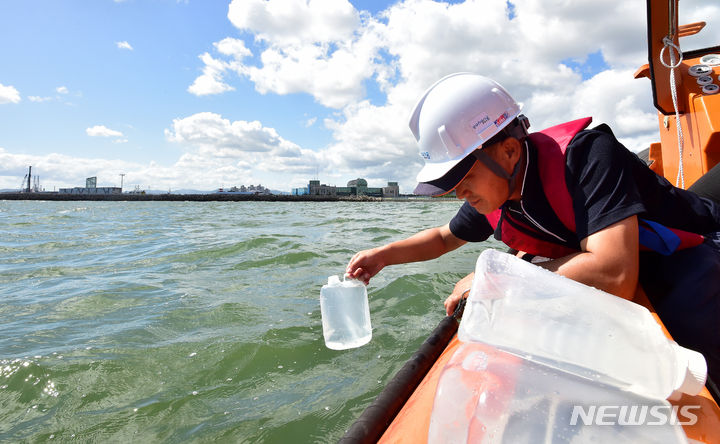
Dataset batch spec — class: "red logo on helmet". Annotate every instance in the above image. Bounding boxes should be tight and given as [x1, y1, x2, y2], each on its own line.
[494, 112, 509, 127]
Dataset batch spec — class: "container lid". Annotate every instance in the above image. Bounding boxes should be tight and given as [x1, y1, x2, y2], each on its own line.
[326, 275, 365, 287]
[672, 342, 707, 396]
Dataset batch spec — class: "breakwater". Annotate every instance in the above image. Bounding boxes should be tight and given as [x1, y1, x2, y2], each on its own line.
[0, 192, 428, 202]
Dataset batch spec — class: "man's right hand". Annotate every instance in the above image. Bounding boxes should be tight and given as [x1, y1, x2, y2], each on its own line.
[345, 248, 386, 285]
[344, 224, 467, 286]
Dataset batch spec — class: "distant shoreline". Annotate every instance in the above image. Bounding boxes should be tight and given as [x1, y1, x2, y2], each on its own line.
[0, 192, 449, 202]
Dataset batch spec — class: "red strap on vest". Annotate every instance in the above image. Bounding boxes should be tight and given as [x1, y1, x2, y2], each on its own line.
[669, 228, 705, 249]
[485, 119, 592, 258]
[498, 210, 580, 258]
[532, 117, 593, 233]
[487, 209, 501, 227]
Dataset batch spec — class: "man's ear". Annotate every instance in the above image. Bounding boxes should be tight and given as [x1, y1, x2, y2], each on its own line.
[500, 137, 522, 163]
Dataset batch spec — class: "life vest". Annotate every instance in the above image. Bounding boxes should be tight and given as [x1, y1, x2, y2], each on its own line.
[486, 117, 705, 259]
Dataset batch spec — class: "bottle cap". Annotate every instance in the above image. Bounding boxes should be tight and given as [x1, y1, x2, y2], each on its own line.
[328, 275, 341, 285]
[672, 342, 707, 396]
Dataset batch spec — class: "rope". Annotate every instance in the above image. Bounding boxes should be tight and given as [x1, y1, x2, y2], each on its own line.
[659, 36, 685, 188]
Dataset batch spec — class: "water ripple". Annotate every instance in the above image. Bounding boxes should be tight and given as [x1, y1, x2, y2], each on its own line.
[0, 199, 481, 442]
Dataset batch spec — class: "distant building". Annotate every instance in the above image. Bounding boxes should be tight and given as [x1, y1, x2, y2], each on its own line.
[216, 184, 271, 195]
[344, 178, 384, 197]
[308, 179, 337, 196]
[307, 178, 400, 197]
[245, 184, 270, 194]
[346, 178, 368, 195]
[58, 187, 122, 195]
[335, 187, 351, 196]
[383, 182, 400, 198]
[59, 176, 121, 195]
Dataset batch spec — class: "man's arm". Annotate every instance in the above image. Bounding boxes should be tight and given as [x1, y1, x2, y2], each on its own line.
[346, 223, 466, 284]
[538, 215, 640, 300]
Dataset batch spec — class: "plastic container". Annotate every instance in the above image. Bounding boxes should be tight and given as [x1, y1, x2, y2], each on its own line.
[458, 249, 707, 400]
[320, 275, 372, 350]
[428, 342, 690, 444]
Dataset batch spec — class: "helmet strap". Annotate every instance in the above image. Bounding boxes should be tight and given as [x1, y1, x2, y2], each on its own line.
[472, 143, 524, 200]
[506, 151, 524, 200]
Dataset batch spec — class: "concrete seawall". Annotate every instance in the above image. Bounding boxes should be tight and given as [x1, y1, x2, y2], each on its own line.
[0, 192, 433, 202]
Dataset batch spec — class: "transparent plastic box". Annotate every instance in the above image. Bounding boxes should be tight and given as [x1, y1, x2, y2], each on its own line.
[458, 249, 705, 400]
[429, 342, 690, 444]
[429, 249, 708, 443]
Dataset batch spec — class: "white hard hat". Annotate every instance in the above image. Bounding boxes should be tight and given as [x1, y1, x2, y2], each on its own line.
[409, 73, 522, 189]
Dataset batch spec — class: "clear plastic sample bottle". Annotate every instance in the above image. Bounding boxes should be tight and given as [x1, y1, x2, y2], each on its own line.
[320, 275, 372, 350]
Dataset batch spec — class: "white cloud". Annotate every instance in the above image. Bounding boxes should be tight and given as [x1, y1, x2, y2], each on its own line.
[242, 40, 376, 108]
[187, 53, 237, 96]
[7, 0, 710, 193]
[188, 0, 666, 191]
[214, 37, 252, 58]
[29, 96, 52, 103]
[569, 69, 657, 141]
[164, 112, 323, 185]
[323, 100, 418, 175]
[227, 0, 360, 45]
[116, 41, 133, 50]
[188, 0, 373, 107]
[56, 86, 69, 94]
[162, 108, 411, 187]
[165, 112, 304, 154]
[678, 1, 720, 51]
[1, 112, 322, 191]
[0, 146, 254, 192]
[0, 83, 21, 104]
[0, 147, 139, 190]
[187, 38, 253, 96]
[86, 125, 124, 138]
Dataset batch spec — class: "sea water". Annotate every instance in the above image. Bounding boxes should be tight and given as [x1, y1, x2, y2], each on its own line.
[0, 199, 493, 442]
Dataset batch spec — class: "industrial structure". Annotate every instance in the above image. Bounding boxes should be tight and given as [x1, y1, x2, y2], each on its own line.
[216, 184, 271, 195]
[59, 177, 121, 195]
[294, 178, 400, 197]
[21, 166, 41, 192]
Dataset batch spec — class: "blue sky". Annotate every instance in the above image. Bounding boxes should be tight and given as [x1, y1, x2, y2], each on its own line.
[0, 0, 716, 192]
[2, 2, 234, 163]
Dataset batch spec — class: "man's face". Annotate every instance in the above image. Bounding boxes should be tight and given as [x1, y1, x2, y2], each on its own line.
[453, 141, 517, 214]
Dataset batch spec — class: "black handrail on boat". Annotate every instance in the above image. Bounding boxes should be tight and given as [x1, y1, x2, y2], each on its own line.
[339, 298, 466, 444]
